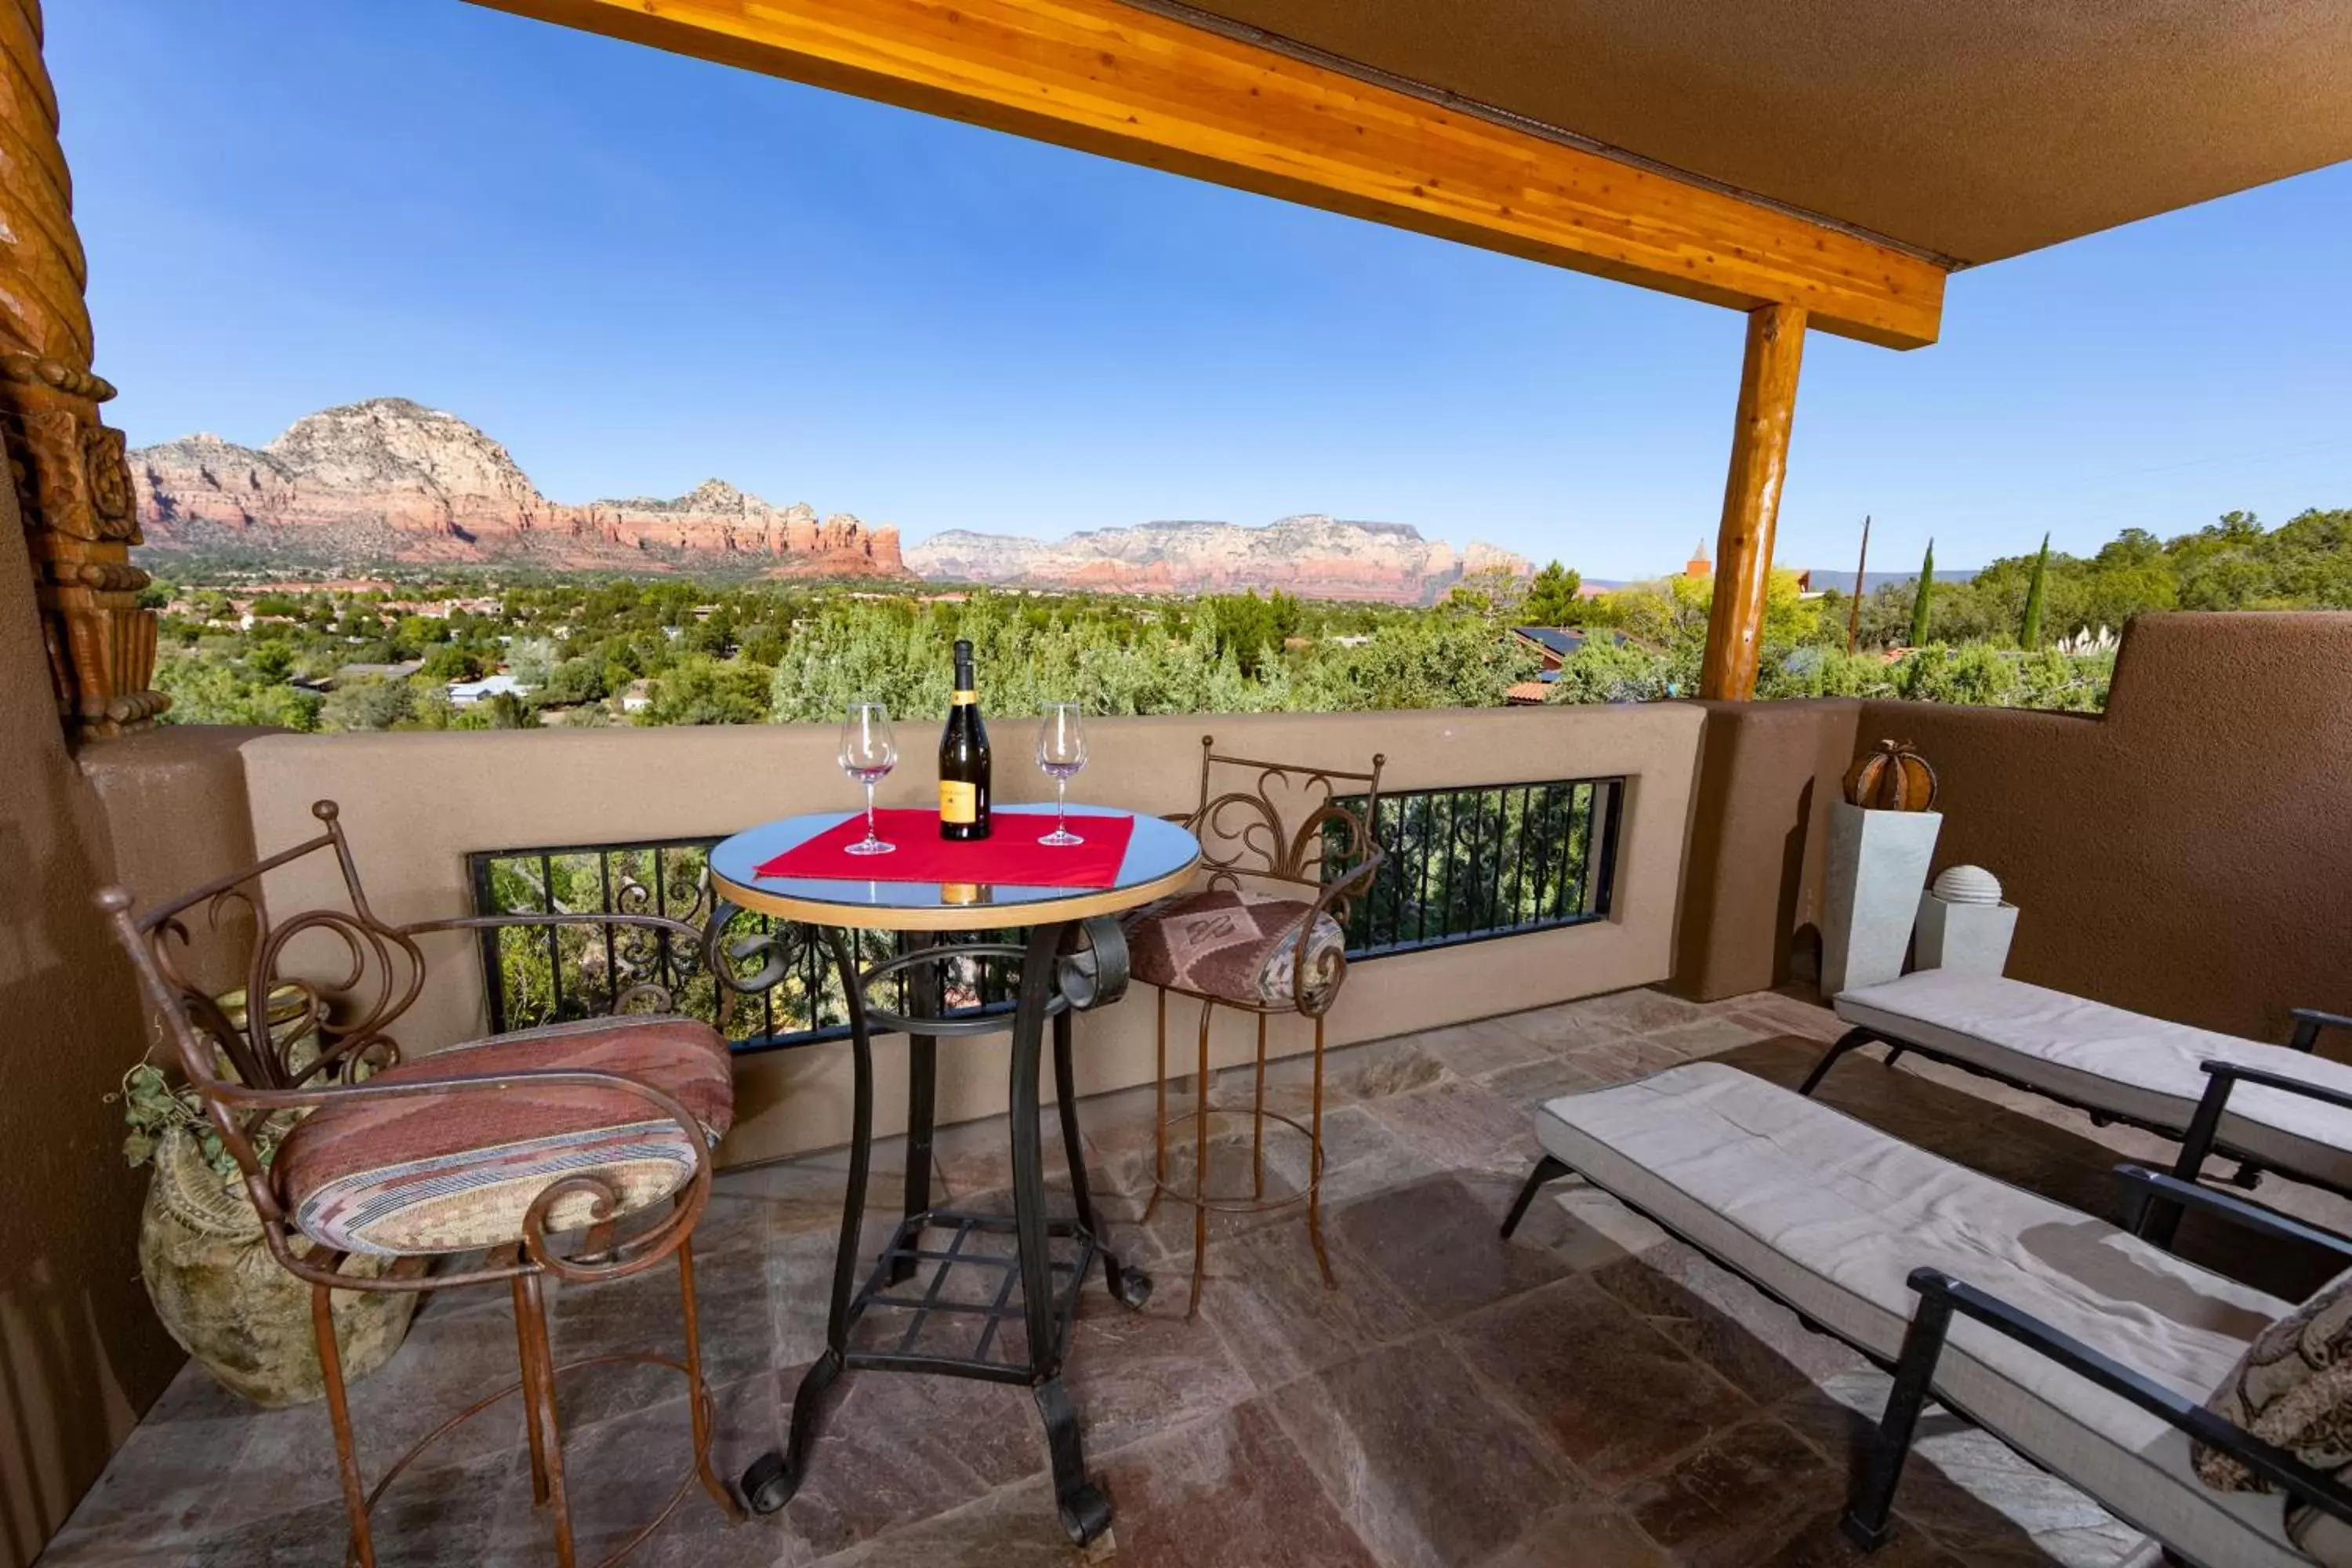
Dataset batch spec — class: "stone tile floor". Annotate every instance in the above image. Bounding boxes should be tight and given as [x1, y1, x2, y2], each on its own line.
[42, 986, 2352, 1567]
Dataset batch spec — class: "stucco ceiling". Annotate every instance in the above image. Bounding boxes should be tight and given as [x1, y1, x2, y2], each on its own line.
[1163, 0, 2352, 265]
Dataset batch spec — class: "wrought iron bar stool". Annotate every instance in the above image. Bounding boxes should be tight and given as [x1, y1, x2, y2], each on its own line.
[98, 800, 743, 1568]
[1126, 737, 1385, 1316]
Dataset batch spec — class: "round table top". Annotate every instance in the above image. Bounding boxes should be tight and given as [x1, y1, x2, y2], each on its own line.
[707, 804, 1202, 931]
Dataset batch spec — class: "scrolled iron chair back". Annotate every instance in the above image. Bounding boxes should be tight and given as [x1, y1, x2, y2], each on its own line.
[100, 801, 426, 1233]
[1192, 738, 1385, 904]
[99, 799, 721, 1290]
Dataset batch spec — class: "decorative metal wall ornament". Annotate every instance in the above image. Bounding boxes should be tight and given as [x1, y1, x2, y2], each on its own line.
[2, 5, 168, 738]
[1843, 739, 1940, 811]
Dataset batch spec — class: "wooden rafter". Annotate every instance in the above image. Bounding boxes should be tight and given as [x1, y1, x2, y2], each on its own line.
[474, 0, 1946, 347]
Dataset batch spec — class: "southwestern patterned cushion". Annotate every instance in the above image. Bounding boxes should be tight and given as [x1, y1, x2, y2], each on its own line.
[2194, 1265, 2352, 1563]
[1124, 887, 1345, 1008]
[276, 1014, 734, 1258]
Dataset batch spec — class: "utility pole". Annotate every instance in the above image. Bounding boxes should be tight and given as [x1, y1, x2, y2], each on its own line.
[1846, 515, 1871, 653]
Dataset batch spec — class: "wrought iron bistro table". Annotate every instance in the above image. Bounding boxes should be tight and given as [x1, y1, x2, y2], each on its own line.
[702, 804, 1200, 1545]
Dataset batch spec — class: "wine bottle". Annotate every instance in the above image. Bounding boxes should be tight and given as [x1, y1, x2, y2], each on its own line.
[938, 639, 992, 840]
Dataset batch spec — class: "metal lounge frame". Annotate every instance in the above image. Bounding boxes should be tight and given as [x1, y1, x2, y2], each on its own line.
[97, 800, 742, 1568]
[717, 913, 1149, 1545]
[1501, 1152, 2352, 1559]
[1138, 735, 1386, 1317]
[1798, 1006, 2352, 1202]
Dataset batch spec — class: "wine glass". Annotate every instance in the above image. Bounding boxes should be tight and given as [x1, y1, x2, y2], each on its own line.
[1036, 703, 1087, 846]
[838, 702, 897, 855]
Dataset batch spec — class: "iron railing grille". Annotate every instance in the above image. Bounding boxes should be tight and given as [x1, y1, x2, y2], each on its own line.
[465, 838, 1019, 1053]
[466, 778, 1621, 1048]
[1334, 777, 1624, 957]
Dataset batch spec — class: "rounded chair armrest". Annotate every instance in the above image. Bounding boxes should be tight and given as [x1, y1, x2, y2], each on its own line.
[1290, 847, 1384, 1014]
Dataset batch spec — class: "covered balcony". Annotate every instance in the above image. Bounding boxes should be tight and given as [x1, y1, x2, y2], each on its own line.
[7, 3, 2352, 1568]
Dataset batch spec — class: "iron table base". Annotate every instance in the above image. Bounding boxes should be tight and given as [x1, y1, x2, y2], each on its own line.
[732, 920, 1149, 1546]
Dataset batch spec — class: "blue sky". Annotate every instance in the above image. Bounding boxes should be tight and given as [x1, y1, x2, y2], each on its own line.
[53, 0, 2352, 579]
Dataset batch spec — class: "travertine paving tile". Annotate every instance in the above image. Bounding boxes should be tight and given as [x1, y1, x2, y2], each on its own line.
[48, 989, 2168, 1568]
[1264, 1337, 1581, 1568]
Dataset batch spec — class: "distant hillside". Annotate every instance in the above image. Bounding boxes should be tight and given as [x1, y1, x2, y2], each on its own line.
[908, 517, 1530, 604]
[132, 398, 1531, 602]
[1800, 567, 1980, 593]
[132, 398, 906, 579]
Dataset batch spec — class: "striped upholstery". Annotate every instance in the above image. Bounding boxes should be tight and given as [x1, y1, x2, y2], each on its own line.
[277, 1015, 734, 1257]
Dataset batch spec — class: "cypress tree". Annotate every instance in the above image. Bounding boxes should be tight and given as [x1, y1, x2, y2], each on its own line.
[2020, 533, 2052, 648]
[1907, 539, 1935, 648]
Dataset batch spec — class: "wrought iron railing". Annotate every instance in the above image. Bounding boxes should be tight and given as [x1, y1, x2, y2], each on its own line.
[1334, 777, 1624, 957]
[466, 777, 1620, 1048]
[464, 839, 1018, 1052]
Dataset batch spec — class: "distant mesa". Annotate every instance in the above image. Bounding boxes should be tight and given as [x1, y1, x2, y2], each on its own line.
[906, 518, 1530, 604]
[132, 397, 907, 579]
[132, 397, 1530, 602]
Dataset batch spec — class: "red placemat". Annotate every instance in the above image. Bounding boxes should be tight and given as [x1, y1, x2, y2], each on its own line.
[756, 809, 1137, 888]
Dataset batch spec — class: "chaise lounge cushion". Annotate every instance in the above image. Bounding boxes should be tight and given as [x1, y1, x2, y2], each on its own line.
[1534, 1062, 2308, 1568]
[277, 1014, 734, 1257]
[1125, 887, 1345, 1007]
[1836, 970, 2352, 1192]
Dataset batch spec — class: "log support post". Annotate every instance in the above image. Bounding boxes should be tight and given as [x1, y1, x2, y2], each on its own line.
[1699, 303, 1808, 701]
[1, 0, 164, 739]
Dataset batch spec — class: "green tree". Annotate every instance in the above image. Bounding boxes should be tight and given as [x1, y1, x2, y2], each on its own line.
[646, 655, 771, 725]
[1520, 561, 1584, 626]
[320, 677, 416, 732]
[419, 644, 482, 682]
[1907, 540, 1935, 648]
[2019, 532, 2051, 648]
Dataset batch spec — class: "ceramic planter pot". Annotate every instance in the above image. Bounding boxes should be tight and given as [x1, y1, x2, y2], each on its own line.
[136, 1127, 417, 1409]
[1821, 801, 1941, 996]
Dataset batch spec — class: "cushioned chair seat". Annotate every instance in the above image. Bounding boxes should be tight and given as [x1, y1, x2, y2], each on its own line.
[1838, 971, 2352, 1192]
[278, 1014, 734, 1258]
[1535, 1062, 2307, 1568]
[1124, 887, 1344, 1007]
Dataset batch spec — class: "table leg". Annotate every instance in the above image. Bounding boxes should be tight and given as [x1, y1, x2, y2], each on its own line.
[1011, 922, 1112, 1544]
[895, 933, 939, 1285]
[742, 925, 873, 1516]
[1054, 997, 1152, 1309]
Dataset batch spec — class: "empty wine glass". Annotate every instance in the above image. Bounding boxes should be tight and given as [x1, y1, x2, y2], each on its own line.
[838, 702, 897, 855]
[1036, 703, 1087, 846]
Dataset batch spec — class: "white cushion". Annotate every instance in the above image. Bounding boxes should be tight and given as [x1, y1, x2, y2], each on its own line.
[1535, 1062, 2307, 1568]
[1837, 971, 2352, 1192]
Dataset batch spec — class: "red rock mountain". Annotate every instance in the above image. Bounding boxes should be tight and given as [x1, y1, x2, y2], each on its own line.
[132, 398, 906, 578]
[905, 517, 1530, 604]
[132, 397, 1537, 601]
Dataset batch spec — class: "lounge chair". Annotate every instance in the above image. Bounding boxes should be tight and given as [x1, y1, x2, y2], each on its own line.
[1807, 970, 2352, 1201]
[1501, 1062, 2352, 1566]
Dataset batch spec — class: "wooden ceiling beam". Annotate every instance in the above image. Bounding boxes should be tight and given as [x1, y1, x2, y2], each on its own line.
[471, 0, 1947, 348]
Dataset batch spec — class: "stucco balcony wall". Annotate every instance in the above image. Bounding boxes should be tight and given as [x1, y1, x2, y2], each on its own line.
[230, 703, 1704, 1163]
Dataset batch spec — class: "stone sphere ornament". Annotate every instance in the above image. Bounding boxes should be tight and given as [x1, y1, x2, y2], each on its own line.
[1842, 739, 1940, 811]
[1932, 865, 2003, 906]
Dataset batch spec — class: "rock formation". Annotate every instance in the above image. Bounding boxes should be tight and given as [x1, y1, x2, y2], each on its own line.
[133, 398, 1537, 601]
[906, 515, 1529, 604]
[132, 398, 907, 578]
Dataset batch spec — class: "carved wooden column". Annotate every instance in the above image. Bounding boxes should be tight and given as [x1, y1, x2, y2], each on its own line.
[0, 0, 163, 737]
[1699, 303, 1807, 701]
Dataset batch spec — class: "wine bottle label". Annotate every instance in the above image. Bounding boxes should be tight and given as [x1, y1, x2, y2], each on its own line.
[939, 781, 978, 822]
[951, 689, 977, 705]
